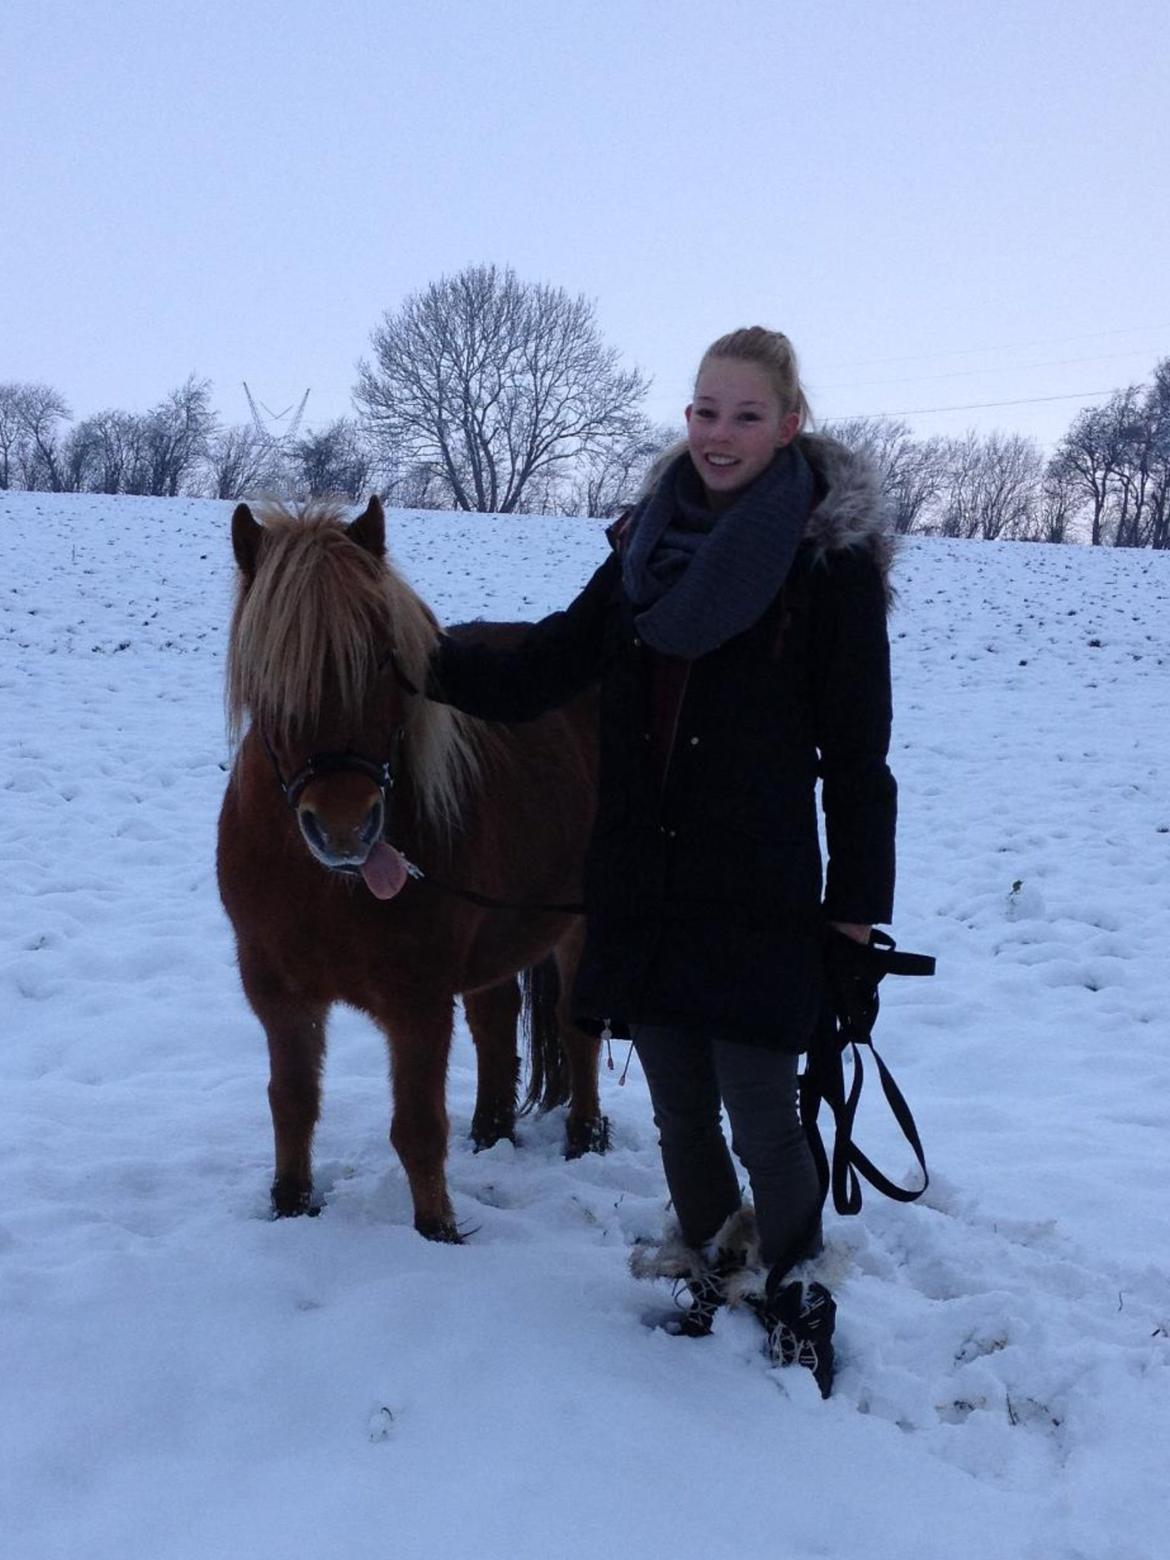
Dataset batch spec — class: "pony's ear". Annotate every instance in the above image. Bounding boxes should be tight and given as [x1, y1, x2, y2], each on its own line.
[346, 495, 385, 559]
[231, 503, 264, 581]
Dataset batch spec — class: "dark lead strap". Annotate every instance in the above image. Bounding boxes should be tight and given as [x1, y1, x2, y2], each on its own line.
[400, 859, 585, 916]
[802, 936, 935, 1217]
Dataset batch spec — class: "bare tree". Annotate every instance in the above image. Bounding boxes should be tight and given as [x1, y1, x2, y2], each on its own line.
[5, 382, 72, 491]
[935, 432, 983, 539]
[133, 376, 217, 497]
[289, 417, 376, 501]
[560, 420, 681, 518]
[58, 409, 147, 494]
[203, 424, 277, 500]
[1053, 391, 1139, 546]
[1048, 368, 1170, 549]
[981, 431, 1045, 540]
[820, 416, 947, 535]
[1143, 359, 1170, 550]
[0, 383, 30, 489]
[382, 456, 458, 511]
[1111, 364, 1170, 548]
[936, 430, 1044, 540]
[355, 264, 650, 514]
[59, 421, 99, 492]
[1030, 453, 1083, 543]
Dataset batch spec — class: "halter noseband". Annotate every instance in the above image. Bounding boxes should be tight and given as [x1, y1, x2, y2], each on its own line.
[262, 728, 404, 814]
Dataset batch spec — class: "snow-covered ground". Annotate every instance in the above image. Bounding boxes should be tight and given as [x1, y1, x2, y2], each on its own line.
[2, 490, 1168, 1560]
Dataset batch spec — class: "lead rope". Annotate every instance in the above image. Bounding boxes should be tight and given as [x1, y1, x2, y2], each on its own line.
[602, 1025, 635, 1085]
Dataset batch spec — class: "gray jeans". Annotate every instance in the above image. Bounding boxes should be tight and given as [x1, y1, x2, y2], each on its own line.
[632, 1024, 823, 1273]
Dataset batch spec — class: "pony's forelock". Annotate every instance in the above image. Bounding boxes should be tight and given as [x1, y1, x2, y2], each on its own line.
[225, 501, 483, 834]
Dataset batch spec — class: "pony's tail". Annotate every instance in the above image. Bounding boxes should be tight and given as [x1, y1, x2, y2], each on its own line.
[520, 956, 567, 1114]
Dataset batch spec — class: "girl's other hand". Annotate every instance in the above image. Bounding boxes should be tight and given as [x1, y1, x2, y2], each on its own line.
[829, 921, 871, 945]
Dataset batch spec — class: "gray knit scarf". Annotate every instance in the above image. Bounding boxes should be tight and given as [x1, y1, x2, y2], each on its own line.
[621, 443, 815, 659]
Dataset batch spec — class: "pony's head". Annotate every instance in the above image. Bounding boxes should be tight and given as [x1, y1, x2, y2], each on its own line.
[227, 496, 481, 898]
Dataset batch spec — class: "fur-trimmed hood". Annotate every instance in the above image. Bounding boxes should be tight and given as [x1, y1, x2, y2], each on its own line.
[636, 432, 897, 604]
[799, 432, 897, 594]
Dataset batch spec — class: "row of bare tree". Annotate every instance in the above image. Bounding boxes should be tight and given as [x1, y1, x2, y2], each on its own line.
[0, 267, 666, 514]
[3, 263, 1168, 546]
[825, 360, 1170, 547]
[0, 376, 378, 505]
[0, 378, 220, 498]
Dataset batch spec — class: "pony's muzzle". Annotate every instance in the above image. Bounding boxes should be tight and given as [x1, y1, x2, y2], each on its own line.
[297, 792, 385, 869]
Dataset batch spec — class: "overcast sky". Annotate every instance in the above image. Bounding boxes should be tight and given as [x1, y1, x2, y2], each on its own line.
[4, 0, 1167, 453]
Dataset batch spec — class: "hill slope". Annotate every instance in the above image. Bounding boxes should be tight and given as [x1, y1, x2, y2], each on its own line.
[2, 491, 1168, 1560]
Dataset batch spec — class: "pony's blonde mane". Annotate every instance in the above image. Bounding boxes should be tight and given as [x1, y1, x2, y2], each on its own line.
[226, 502, 485, 834]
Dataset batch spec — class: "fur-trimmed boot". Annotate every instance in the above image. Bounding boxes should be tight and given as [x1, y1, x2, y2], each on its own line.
[734, 1217, 835, 1397]
[754, 1219, 835, 1398]
[630, 1208, 760, 1338]
[761, 1273, 836, 1397]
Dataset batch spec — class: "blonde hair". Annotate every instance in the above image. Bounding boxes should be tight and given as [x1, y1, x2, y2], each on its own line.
[698, 326, 813, 433]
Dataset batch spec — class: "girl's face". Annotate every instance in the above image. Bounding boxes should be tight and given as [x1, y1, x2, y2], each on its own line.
[685, 359, 801, 508]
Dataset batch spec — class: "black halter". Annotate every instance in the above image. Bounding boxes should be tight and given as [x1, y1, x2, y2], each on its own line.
[262, 727, 404, 813]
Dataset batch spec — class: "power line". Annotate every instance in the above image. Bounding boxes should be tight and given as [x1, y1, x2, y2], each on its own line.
[829, 388, 1117, 420]
[814, 346, 1161, 392]
[817, 321, 1170, 374]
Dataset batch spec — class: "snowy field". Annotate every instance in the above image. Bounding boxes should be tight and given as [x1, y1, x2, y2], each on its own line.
[2, 488, 1168, 1560]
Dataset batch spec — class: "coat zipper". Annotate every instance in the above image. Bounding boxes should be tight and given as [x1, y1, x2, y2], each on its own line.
[658, 661, 693, 798]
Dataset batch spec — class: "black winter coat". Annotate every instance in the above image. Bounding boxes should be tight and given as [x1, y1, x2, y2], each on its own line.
[429, 435, 897, 1052]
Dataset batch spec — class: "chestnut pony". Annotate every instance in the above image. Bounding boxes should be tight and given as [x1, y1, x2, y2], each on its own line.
[217, 496, 605, 1241]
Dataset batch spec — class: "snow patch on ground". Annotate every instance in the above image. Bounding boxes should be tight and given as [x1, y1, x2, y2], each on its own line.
[2, 491, 1168, 1559]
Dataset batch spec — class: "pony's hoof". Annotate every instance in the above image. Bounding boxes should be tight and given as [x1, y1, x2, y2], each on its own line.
[470, 1110, 517, 1153]
[415, 1216, 465, 1244]
[564, 1114, 611, 1159]
[271, 1179, 318, 1218]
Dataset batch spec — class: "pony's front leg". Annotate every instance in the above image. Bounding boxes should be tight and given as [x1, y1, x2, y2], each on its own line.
[464, 978, 521, 1151]
[555, 930, 609, 1158]
[240, 953, 329, 1216]
[378, 1001, 461, 1242]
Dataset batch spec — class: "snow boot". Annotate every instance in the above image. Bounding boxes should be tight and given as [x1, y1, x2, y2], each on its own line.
[659, 1248, 743, 1337]
[631, 1208, 759, 1338]
[761, 1275, 837, 1398]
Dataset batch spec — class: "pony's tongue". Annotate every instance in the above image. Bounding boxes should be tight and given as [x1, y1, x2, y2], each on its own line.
[360, 841, 408, 900]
